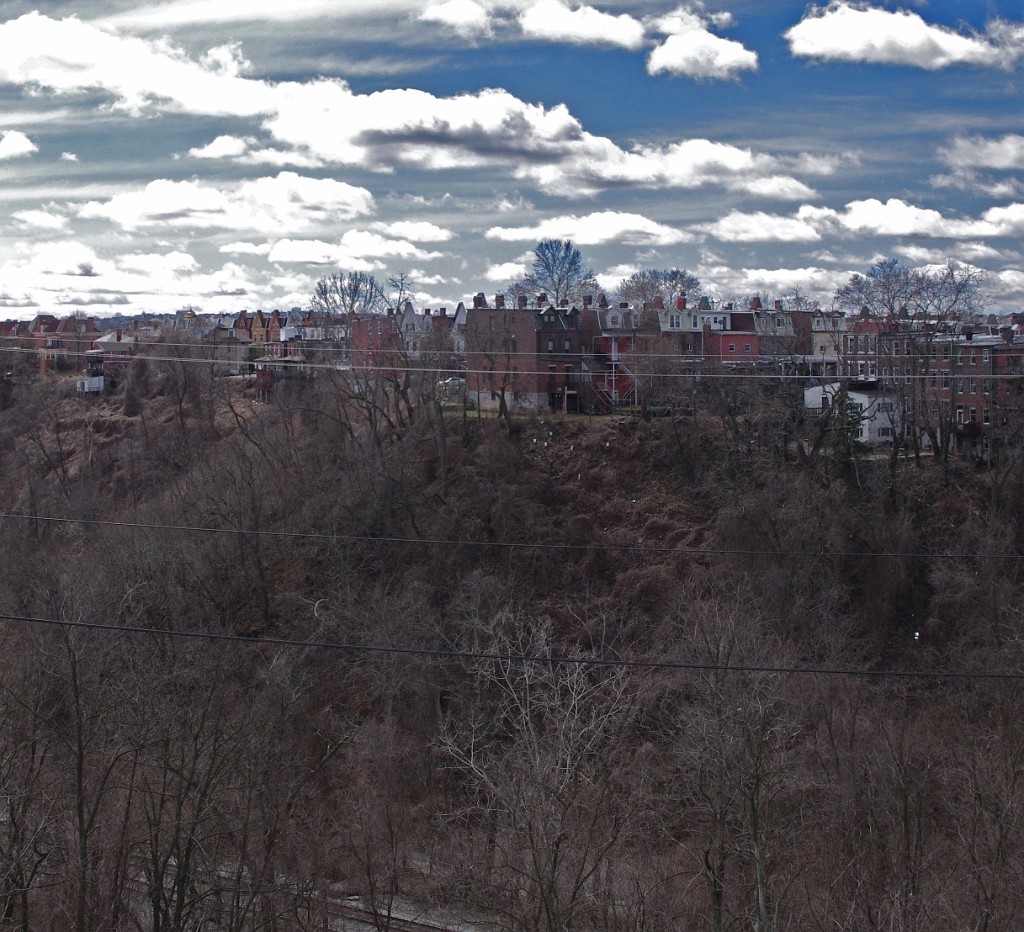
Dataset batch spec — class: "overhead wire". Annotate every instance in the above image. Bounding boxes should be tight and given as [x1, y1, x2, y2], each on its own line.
[0, 610, 1020, 681]
[0, 512, 1019, 562]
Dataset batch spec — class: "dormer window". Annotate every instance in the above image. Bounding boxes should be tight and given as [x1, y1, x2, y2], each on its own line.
[609, 313, 620, 328]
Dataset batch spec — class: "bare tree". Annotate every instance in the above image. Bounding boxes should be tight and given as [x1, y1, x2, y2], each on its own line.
[312, 271, 388, 317]
[616, 268, 702, 308]
[509, 239, 596, 306]
[440, 612, 638, 930]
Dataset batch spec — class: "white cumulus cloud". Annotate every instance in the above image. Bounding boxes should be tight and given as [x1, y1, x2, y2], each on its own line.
[486, 210, 690, 246]
[420, 0, 494, 36]
[785, 2, 1024, 70]
[0, 130, 38, 159]
[647, 9, 757, 80]
[78, 172, 374, 232]
[188, 135, 252, 159]
[519, 0, 646, 50]
[707, 210, 821, 243]
[939, 134, 1024, 170]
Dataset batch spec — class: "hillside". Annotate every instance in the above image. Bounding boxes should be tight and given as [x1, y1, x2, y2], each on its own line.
[0, 368, 1022, 929]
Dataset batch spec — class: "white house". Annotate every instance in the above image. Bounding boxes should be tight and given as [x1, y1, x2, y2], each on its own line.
[804, 380, 899, 445]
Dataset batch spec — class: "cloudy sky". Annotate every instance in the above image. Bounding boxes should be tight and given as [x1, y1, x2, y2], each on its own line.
[1, 0, 1023, 318]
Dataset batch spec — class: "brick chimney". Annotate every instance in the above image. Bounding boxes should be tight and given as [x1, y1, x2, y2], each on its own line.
[653, 296, 664, 310]
[473, 292, 486, 309]
[494, 294, 505, 309]
[583, 294, 593, 307]
[518, 294, 528, 309]
[774, 300, 783, 311]
[439, 307, 447, 317]
[677, 296, 687, 310]
[537, 293, 547, 307]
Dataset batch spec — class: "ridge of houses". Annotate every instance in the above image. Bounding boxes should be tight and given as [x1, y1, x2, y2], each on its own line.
[4, 291, 1024, 458]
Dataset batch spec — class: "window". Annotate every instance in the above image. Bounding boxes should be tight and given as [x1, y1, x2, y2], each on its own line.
[956, 405, 964, 424]
[969, 405, 977, 422]
[983, 378, 991, 394]
[983, 405, 991, 425]
[982, 349, 990, 364]
[942, 370, 950, 388]
[669, 313, 681, 329]
[728, 343, 736, 353]
[743, 343, 751, 353]
[564, 339, 571, 352]
[942, 345, 950, 360]
[547, 339, 554, 353]
[930, 369, 937, 387]
[969, 377, 977, 394]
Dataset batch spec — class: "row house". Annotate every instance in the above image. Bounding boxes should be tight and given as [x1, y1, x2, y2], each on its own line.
[399, 301, 467, 363]
[580, 300, 648, 406]
[27, 314, 102, 372]
[465, 293, 582, 413]
[350, 308, 404, 379]
[808, 309, 848, 377]
[828, 310, 1024, 457]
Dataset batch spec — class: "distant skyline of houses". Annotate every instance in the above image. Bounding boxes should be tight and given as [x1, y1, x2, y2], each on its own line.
[4, 288, 1024, 459]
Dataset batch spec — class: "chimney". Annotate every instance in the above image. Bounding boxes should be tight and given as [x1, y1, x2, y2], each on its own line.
[386, 307, 394, 316]
[677, 296, 687, 310]
[473, 292, 485, 309]
[440, 307, 447, 317]
[494, 294, 505, 309]
[1000, 326, 1014, 345]
[518, 294, 528, 310]
[116, 328, 122, 342]
[774, 300, 783, 311]
[537, 293, 547, 307]
[653, 296, 664, 310]
[423, 307, 431, 316]
[559, 298, 568, 308]
[619, 302, 629, 309]
[583, 294, 593, 307]
[642, 302, 652, 312]
[750, 296, 762, 310]
[964, 327, 974, 341]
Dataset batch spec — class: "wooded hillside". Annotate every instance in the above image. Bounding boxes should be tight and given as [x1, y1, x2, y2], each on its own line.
[0, 365, 1022, 930]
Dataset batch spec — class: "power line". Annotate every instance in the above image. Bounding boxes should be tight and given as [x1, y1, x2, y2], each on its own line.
[0, 511, 1019, 562]
[0, 610, 1020, 681]
[3, 342, 1020, 382]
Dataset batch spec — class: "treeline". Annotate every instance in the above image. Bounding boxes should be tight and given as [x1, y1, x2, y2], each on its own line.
[0, 354, 1023, 930]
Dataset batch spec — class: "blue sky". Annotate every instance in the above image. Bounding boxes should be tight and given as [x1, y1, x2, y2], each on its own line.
[0, 0, 1022, 318]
